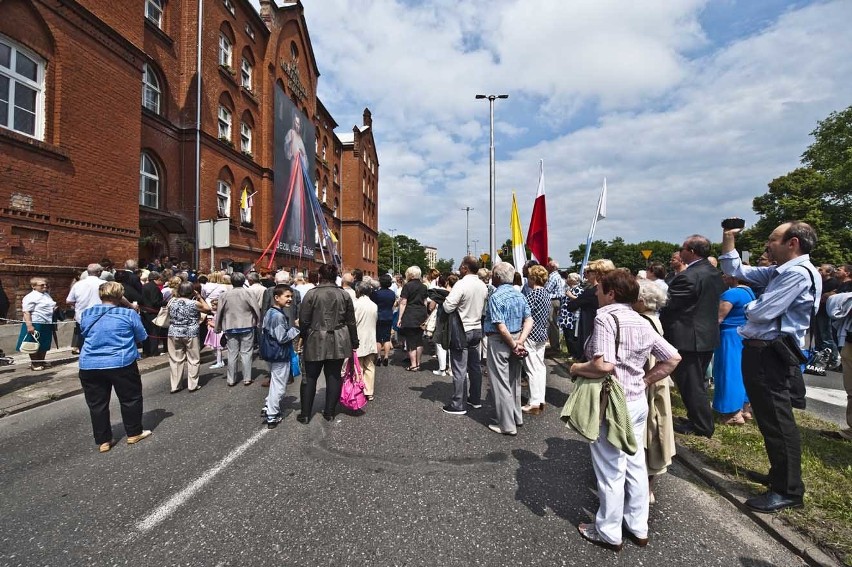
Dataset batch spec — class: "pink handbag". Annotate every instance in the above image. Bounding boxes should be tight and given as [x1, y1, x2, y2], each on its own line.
[340, 350, 368, 411]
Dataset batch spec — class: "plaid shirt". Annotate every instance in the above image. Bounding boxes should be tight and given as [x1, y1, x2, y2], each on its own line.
[545, 270, 565, 300]
[484, 284, 531, 334]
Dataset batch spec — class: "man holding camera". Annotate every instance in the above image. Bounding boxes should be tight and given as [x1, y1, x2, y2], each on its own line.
[719, 220, 820, 513]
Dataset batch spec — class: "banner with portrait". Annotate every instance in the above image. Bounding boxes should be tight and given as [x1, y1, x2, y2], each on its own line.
[273, 85, 317, 258]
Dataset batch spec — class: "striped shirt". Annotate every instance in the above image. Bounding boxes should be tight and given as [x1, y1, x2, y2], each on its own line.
[585, 303, 679, 402]
[545, 270, 565, 299]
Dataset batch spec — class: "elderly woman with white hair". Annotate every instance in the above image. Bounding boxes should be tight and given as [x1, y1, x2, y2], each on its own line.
[396, 266, 429, 371]
[633, 278, 676, 504]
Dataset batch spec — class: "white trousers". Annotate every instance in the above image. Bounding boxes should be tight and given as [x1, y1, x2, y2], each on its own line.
[589, 396, 649, 545]
[523, 339, 547, 406]
[264, 360, 291, 419]
[434, 343, 448, 371]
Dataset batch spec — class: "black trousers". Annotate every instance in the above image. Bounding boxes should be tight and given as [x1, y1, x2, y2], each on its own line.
[671, 351, 715, 437]
[300, 359, 344, 418]
[79, 362, 144, 445]
[742, 344, 804, 497]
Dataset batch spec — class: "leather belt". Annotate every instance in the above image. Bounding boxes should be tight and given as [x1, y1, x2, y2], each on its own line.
[742, 339, 772, 348]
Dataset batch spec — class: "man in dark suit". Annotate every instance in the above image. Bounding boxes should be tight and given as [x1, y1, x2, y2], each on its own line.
[660, 234, 725, 438]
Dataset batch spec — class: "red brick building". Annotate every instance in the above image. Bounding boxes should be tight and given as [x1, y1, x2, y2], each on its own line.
[339, 109, 380, 277]
[0, 0, 378, 318]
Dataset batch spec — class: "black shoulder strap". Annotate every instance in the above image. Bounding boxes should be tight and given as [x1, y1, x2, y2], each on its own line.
[609, 312, 621, 362]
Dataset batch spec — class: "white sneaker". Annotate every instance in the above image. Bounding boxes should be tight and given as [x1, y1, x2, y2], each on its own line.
[432, 369, 447, 376]
[210, 362, 225, 369]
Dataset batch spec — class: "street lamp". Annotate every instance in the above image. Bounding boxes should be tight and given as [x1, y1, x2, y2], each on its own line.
[461, 206, 474, 256]
[472, 239, 479, 257]
[388, 228, 397, 275]
[475, 93, 508, 268]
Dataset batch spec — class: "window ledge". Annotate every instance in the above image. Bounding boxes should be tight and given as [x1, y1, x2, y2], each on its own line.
[0, 128, 68, 161]
[219, 65, 238, 85]
[144, 18, 174, 46]
[241, 86, 259, 106]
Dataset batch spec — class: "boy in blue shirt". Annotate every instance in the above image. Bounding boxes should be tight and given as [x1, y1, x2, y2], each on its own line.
[261, 285, 300, 428]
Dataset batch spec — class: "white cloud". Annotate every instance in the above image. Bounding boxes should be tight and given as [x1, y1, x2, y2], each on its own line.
[292, 0, 851, 265]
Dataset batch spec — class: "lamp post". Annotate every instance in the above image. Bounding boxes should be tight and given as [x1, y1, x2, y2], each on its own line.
[461, 206, 474, 256]
[388, 228, 397, 275]
[475, 93, 508, 268]
[472, 239, 479, 257]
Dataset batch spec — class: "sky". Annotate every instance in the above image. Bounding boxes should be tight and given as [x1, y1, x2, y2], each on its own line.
[256, 0, 851, 265]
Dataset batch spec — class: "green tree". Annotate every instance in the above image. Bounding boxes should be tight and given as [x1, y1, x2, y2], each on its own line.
[434, 258, 455, 273]
[737, 106, 852, 265]
[568, 238, 679, 273]
[377, 231, 428, 275]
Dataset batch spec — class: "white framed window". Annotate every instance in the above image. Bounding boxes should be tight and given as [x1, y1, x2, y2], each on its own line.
[139, 153, 160, 208]
[333, 165, 338, 183]
[0, 37, 46, 139]
[321, 182, 327, 203]
[240, 121, 252, 153]
[223, 0, 235, 15]
[218, 34, 232, 68]
[333, 198, 339, 218]
[217, 105, 231, 140]
[240, 57, 252, 89]
[321, 143, 327, 160]
[142, 63, 160, 113]
[217, 180, 231, 217]
[145, 0, 163, 28]
[244, 24, 255, 41]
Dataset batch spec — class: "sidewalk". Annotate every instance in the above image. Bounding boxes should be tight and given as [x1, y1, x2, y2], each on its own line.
[0, 347, 213, 417]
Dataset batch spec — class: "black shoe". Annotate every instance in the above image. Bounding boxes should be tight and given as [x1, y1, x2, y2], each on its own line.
[266, 416, 282, 429]
[296, 414, 310, 424]
[673, 421, 712, 437]
[622, 524, 649, 547]
[322, 412, 335, 422]
[442, 404, 466, 415]
[745, 491, 803, 513]
[382, 357, 389, 367]
[467, 401, 483, 409]
[260, 407, 268, 417]
[743, 470, 770, 485]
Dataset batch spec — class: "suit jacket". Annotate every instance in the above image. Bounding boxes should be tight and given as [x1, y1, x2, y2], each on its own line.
[299, 283, 358, 361]
[659, 258, 725, 352]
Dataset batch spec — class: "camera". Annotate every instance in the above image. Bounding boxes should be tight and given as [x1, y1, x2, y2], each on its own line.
[721, 218, 745, 230]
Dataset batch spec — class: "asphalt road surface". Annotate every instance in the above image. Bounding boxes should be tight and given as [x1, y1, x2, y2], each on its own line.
[0, 355, 807, 566]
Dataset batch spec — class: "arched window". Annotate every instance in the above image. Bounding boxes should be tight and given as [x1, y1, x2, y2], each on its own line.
[139, 152, 160, 208]
[142, 63, 161, 113]
[145, 0, 163, 28]
[333, 198, 339, 218]
[240, 111, 253, 154]
[333, 164, 339, 183]
[240, 48, 254, 90]
[321, 179, 327, 203]
[218, 93, 234, 141]
[0, 37, 46, 139]
[218, 29, 233, 68]
[217, 179, 231, 217]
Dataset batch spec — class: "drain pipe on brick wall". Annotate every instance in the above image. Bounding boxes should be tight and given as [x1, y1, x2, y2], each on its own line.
[193, 0, 203, 270]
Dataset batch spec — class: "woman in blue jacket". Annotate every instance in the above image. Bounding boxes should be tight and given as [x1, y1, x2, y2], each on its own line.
[78, 282, 150, 453]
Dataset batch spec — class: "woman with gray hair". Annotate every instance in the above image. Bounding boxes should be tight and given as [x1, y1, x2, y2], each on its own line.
[396, 265, 428, 371]
[354, 281, 379, 400]
[632, 278, 676, 504]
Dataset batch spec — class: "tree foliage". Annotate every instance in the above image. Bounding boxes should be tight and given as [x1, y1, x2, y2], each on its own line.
[568, 237, 680, 274]
[377, 231, 427, 275]
[737, 106, 852, 265]
[434, 258, 455, 273]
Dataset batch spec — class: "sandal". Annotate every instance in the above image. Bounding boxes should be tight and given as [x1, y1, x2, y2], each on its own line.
[406, 366, 420, 372]
[30, 364, 47, 371]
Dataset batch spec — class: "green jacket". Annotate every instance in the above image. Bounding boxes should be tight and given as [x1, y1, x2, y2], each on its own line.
[560, 375, 637, 455]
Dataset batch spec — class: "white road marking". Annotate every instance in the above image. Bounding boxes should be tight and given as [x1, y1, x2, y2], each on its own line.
[131, 428, 269, 537]
[806, 386, 847, 407]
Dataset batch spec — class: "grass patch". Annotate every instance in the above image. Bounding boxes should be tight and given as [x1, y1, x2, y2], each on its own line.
[669, 390, 852, 566]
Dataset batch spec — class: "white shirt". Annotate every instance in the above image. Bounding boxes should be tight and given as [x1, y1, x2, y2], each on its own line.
[22, 290, 56, 323]
[294, 283, 314, 298]
[66, 276, 104, 322]
[354, 295, 378, 357]
[443, 274, 488, 332]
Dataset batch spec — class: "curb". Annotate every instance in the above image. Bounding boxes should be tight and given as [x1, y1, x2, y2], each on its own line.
[0, 351, 216, 419]
[545, 355, 843, 567]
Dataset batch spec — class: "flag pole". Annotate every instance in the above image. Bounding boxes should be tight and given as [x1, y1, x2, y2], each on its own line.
[580, 178, 607, 277]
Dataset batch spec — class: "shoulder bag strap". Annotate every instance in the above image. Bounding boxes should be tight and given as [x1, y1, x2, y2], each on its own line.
[81, 306, 118, 336]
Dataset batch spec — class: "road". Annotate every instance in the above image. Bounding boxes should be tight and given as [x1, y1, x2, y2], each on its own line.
[0, 356, 808, 566]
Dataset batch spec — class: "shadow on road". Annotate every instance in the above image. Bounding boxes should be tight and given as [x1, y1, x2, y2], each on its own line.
[512, 436, 596, 521]
[409, 380, 453, 403]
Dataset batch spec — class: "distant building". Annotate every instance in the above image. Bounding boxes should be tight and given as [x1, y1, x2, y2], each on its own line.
[424, 246, 438, 269]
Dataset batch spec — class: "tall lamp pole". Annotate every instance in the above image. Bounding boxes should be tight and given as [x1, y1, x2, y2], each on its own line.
[388, 228, 397, 275]
[475, 94, 508, 268]
[461, 206, 474, 256]
[472, 239, 480, 257]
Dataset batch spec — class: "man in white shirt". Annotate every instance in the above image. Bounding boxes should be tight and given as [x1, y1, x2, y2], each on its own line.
[66, 264, 105, 352]
[442, 256, 489, 414]
[293, 272, 315, 299]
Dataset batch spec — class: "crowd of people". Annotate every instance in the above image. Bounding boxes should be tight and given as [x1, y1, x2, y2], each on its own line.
[7, 219, 852, 552]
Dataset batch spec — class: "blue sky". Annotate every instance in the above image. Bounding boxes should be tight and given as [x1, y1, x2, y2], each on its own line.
[259, 0, 851, 265]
